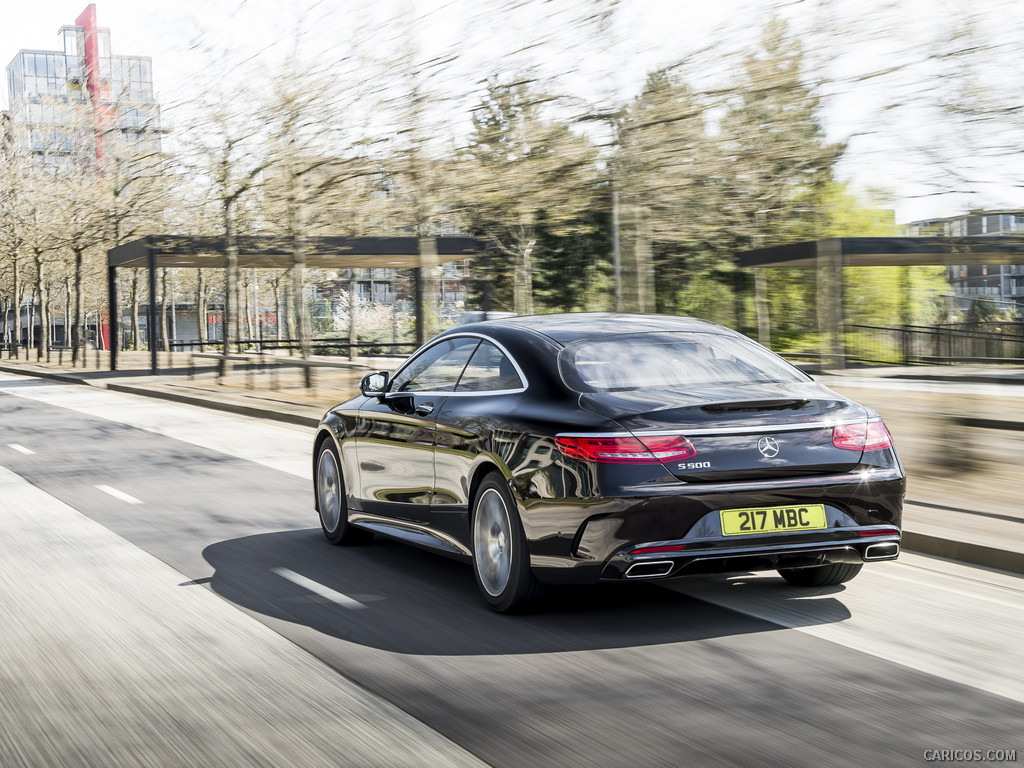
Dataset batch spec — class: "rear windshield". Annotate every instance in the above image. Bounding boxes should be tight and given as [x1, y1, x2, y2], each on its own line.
[558, 332, 808, 392]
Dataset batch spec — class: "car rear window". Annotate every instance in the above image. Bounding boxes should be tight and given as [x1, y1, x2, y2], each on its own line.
[558, 332, 808, 392]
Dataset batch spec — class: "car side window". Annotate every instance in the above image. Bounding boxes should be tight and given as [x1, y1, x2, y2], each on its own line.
[455, 341, 524, 392]
[391, 337, 480, 393]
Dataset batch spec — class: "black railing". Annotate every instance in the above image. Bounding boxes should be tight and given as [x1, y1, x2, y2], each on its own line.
[168, 338, 419, 357]
[846, 324, 1024, 365]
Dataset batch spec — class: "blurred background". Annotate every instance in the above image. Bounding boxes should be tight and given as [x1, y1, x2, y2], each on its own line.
[1, 9, 1023, 765]
[2, 0, 1024, 361]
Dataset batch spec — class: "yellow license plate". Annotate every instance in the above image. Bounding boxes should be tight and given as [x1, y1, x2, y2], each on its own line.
[720, 504, 827, 536]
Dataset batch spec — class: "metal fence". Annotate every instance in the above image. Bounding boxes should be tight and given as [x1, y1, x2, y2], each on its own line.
[846, 323, 1024, 365]
[168, 338, 419, 358]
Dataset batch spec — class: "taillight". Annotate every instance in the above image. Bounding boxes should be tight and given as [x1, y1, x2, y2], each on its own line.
[857, 528, 900, 537]
[555, 434, 697, 464]
[832, 421, 894, 451]
[629, 544, 687, 555]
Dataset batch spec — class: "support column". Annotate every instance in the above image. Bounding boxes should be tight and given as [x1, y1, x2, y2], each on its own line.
[415, 237, 440, 345]
[108, 262, 119, 371]
[816, 238, 845, 369]
[754, 269, 770, 347]
[148, 245, 158, 374]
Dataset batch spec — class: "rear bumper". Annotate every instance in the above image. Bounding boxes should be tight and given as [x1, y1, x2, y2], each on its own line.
[607, 531, 901, 581]
[524, 470, 905, 585]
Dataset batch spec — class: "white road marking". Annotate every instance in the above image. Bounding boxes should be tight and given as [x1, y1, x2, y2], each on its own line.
[272, 568, 366, 610]
[7, 444, 34, 455]
[663, 552, 1024, 705]
[95, 484, 143, 505]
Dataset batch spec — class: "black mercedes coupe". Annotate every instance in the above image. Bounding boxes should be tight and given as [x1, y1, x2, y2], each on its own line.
[313, 313, 905, 612]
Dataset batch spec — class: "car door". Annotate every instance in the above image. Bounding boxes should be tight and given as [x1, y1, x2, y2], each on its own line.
[354, 336, 480, 522]
[431, 339, 527, 532]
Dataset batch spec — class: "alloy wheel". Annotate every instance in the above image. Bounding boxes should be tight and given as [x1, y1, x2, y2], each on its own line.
[474, 487, 513, 597]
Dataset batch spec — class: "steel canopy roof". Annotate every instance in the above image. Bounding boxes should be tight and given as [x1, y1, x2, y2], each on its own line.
[107, 235, 484, 270]
[735, 236, 1024, 268]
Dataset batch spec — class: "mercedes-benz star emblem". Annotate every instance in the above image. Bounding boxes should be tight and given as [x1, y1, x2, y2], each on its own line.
[757, 436, 780, 458]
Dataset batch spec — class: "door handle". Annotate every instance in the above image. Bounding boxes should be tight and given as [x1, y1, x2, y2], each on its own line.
[415, 402, 434, 416]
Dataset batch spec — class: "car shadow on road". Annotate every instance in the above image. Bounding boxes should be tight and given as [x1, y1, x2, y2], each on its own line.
[202, 528, 853, 655]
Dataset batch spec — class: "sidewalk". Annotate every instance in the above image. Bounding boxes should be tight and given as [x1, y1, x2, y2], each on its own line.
[0, 463, 485, 768]
[2, 354, 1022, 577]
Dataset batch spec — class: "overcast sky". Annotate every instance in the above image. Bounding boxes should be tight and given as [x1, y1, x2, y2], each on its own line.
[2, 0, 1022, 223]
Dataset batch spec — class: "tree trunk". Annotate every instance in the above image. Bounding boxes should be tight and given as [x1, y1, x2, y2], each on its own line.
[252, 269, 260, 348]
[27, 294, 34, 354]
[63, 278, 70, 357]
[222, 202, 239, 373]
[2, 298, 8, 356]
[196, 268, 208, 349]
[348, 270, 357, 361]
[12, 258, 21, 359]
[900, 266, 913, 327]
[160, 268, 169, 352]
[273, 277, 283, 341]
[33, 253, 49, 362]
[131, 269, 141, 351]
[43, 285, 51, 362]
[513, 241, 535, 316]
[290, 231, 311, 359]
[235, 272, 245, 351]
[241, 275, 252, 342]
[285, 288, 296, 352]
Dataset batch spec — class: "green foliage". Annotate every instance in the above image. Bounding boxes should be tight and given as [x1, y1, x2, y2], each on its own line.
[459, 75, 598, 315]
[671, 271, 740, 328]
[533, 199, 614, 313]
[815, 183, 949, 330]
[615, 16, 846, 338]
[965, 297, 1000, 323]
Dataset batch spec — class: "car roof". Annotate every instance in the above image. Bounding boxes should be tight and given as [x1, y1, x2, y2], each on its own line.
[475, 312, 732, 345]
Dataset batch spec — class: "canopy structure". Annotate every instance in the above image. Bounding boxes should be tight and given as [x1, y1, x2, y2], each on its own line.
[734, 236, 1024, 366]
[736, 236, 1024, 269]
[107, 235, 483, 372]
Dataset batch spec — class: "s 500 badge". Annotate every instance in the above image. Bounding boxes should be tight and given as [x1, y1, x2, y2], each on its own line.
[678, 461, 712, 470]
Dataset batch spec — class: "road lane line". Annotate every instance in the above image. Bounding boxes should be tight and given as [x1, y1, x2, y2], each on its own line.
[95, 484, 143, 505]
[7, 444, 34, 455]
[272, 568, 366, 610]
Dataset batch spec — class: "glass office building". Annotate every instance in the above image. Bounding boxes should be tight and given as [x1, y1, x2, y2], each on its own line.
[904, 210, 1024, 310]
[5, 4, 160, 170]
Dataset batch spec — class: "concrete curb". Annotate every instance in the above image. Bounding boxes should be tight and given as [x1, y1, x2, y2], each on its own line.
[901, 531, 1024, 576]
[819, 368, 1024, 387]
[2, 361, 1021, 577]
[0, 361, 323, 428]
[872, 373, 1024, 387]
[103, 383, 323, 428]
[0, 362, 91, 386]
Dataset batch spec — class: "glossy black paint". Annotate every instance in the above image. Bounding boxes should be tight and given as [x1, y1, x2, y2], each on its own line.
[314, 313, 906, 585]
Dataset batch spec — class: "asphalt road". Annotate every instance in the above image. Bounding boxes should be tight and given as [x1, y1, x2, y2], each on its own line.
[1, 371, 1022, 768]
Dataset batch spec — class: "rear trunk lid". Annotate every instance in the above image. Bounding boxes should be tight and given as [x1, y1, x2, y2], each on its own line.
[579, 381, 869, 481]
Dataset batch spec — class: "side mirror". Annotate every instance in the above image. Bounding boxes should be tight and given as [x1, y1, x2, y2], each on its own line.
[359, 371, 389, 398]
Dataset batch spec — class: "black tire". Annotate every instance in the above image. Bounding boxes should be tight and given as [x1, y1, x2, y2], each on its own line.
[315, 440, 372, 545]
[471, 473, 547, 613]
[778, 562, 862, 587]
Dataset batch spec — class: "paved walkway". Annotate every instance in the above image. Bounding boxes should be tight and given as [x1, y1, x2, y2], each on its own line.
[2, 354, 1022, 576]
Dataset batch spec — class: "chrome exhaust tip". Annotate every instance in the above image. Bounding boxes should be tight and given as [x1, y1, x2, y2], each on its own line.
[625, 560, 675, 579]
[863, 542, 900, 561]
